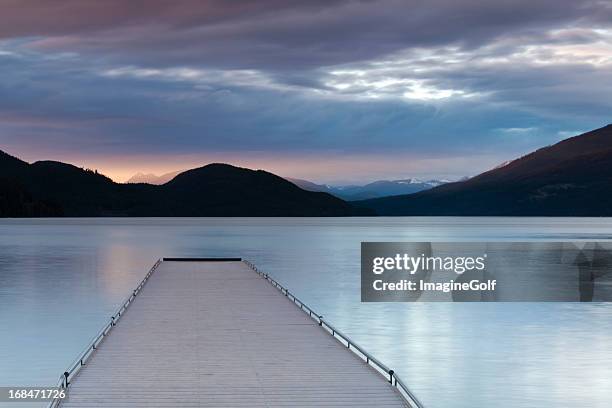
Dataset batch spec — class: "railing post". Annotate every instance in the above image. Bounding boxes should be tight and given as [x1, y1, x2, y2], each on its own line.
[63, 372, 70, 387]
[242, 260, 424, 408]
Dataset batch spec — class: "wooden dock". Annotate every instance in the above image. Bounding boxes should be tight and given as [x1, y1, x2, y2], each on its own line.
[55, 259, 415, 407]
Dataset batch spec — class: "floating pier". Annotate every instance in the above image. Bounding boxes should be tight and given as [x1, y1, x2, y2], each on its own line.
[51, 258, 422, 407]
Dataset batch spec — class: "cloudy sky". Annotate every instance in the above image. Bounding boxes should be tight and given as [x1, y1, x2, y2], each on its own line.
[0, 0, 611, 183]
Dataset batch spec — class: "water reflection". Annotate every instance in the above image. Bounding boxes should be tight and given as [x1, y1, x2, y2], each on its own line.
[0, 218, 611, 408]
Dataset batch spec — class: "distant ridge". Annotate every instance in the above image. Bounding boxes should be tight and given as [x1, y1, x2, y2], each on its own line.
[4, 124, 610, 217]
[356, 124, 612, 216]
[287, 177, 449, 200]
[127, 170, 183, 185]
[0, 152, 365, 217]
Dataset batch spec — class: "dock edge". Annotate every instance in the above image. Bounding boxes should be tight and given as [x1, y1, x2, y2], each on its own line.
[47, 257, 425, 408]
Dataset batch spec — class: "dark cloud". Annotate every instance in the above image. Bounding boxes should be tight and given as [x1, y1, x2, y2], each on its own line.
[1, 0, 609, 69]
[0, 0, 611, 180]
[0, 48, 594, 158]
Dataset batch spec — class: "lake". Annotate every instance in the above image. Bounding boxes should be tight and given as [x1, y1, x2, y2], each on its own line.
[1, 217, 611, 407]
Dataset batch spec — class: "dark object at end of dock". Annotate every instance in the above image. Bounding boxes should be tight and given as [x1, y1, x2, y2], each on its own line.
[162, 257, 242, 262]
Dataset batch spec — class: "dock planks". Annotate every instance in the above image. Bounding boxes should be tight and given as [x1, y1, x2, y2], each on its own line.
[59, 260, 408, 407]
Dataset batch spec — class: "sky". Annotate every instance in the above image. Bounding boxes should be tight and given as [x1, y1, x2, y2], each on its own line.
[0, 0, 611, 184]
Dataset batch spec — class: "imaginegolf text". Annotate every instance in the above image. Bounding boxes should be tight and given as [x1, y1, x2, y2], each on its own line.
[372, 279, 497, 293]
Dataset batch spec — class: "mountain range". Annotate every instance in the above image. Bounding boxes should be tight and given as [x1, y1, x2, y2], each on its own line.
[356, 124, 612, 216]
[286, 178, 450, 200]
[127, 172, 449, 199]
[127, 170, 183, 185]
[2, 124, 611, 217]
[0, 151, 362, 217]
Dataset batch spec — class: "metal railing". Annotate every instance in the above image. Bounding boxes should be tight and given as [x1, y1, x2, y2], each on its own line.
[243, 260, 425, 408]
[47, 257, 424, 408]
[47, 259, 163, 408]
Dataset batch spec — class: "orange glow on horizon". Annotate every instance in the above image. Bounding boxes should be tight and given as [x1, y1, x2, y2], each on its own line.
[2, 143, 507, 184]
[6, 150, 500, 184]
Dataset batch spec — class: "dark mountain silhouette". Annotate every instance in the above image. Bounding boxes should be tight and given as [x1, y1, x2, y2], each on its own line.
[0, 151, 362, 217]
[157, 164, 360, 216]
[0, 177, 63, 216]
[0, 149, 28, 175]
[356, 124, 612, 216]
[0, 151, 63, 216]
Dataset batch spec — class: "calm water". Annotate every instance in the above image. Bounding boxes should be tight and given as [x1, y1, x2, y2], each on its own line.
[1, 217, 611, 408]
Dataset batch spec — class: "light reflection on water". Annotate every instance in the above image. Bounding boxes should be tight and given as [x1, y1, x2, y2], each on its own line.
[1, 217, 611, 408]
